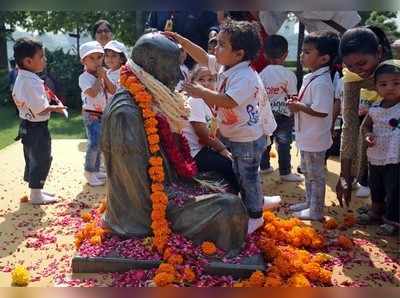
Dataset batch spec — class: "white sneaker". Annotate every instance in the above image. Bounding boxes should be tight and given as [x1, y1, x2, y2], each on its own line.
[261, 167, 274, 174]
[289, 202, 309, 212]
[293, 208, 323, 221]
[84, 171, 105, 187]
[280, 173, 304, 182]
[247, 217, 264, 234]
[356, 186, 370, 198]
[96, 171, 107, 180]
[30, 189, 58, 205]
[353, 181, 361, 189]
[263, 196, 281, 210]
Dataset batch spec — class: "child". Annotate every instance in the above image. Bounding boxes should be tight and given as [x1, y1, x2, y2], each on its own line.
[79, 41, 113, 186]
[104, 40, 128, 101]
[12, 37, 66, 204]
[181, 65, 240, 194]
[164, 20, 280, 234]
[259, 34, 303, 182]
[361, 60, 400, 236]
[287, 31, 339, 220]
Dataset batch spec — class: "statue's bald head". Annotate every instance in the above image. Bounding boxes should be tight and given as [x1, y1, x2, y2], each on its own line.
[131, 32, 182, 90]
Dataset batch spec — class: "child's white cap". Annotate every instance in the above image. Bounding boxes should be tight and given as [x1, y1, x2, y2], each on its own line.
[79, 41, 104, 60]
[104, 40, 128, 58]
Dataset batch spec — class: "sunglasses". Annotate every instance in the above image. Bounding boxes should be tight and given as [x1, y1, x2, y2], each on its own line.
[96, 29, 111, 34]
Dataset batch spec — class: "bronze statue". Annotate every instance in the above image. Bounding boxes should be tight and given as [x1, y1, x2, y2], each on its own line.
[100, 32, 248, 256]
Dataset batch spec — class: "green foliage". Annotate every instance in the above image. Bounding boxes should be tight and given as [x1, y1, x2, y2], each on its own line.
[358, 11, 400, 42]
[45, 49, 83, 109]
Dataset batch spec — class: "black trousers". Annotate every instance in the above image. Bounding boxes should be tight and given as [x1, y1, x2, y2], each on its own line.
[369, 163, 399, 224]
[19, 120, 52, 189]
[195, 147, 240, 194]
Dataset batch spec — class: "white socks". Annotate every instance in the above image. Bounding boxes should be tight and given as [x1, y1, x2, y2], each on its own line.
[30, 189, 57, 205]
[292, 208, 323, 221]
[263, 196, 281, 210]
[247, 217, 264, 234]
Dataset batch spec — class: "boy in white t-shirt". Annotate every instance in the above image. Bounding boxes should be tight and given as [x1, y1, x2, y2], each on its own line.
[287, 31, 339, 220]
[79, 41, 114, 186]
[12, 37, 66, 204]
[259, 34, 303, 182]
[164, 20, 280, 234]
[104, 40, 128, 101]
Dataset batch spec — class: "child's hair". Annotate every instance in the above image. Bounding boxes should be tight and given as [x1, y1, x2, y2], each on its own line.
[13, 37, 43, 69]
[303, 30, 339, 67]
[340, 26, 393, 60]
[374, 61, 400, 81]
[190, 64, 214, 83]
[92, 19, 112, 38]
[264, 34, 288, 59]
[220, 19, 261, 62]
[208, 37, 217, 47]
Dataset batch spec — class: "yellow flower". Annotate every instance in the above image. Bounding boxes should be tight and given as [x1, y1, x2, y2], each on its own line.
[11, 265, 30, 287]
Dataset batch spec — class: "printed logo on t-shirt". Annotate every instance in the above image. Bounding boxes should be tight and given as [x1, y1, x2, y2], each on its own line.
[246, 104, 259, 126]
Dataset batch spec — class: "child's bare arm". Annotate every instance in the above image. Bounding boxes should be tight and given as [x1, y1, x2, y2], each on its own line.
[288, 101, 327, 117]
[162, 32, 208, 66]
[38, 104, 66, 115]
[183, 82, 237, 109]
[84, 79, 102, 98]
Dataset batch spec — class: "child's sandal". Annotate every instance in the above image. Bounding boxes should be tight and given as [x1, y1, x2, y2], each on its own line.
[376, 224, 398, 236]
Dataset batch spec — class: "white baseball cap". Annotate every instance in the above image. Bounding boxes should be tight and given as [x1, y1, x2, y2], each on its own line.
[79, 41, 104, 60]
[104, 40, 128, 58]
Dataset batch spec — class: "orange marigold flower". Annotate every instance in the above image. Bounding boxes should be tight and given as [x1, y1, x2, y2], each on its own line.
[248, 270, 265, 287]
[149, 156, 163, 167]
[337, 235, 353, 250]
[311, 253, 331, 264]
[151, 183, 164, 193]
[74, 238, 82, 249]
[151, 209, 165, 221]
[136, 91, 152, 102]
[153, 272, 175, 287]
[319, 268, 332, 285]
[233, 282, 245, 288]
[201, 241, 217, 255]
[264, 272, 283, 287]
[145, 127, 158, 135]
[94, 227, 106, 239]
[144, 117, 158, 129]
[182, 267, 196, 283]
[142, 109, 156, 119]
[20, 195, 29, 203]
[343, 213, 357, 227]
[263, 210, 276, 223]
[163, 247, 173, 260]
[90, 235, 102, 246]
[75, 230, 85, 241]
[150, 144, 160, 154]
[311, 235, 325, 249]
[302, 262, 321, 281]
[167, 254, 183, 266]
[287, 273, 311, 287]
[150, 191, 168, 205]
[130, 82, 145, 93]
[147, 134, 160, 145]
[156, 263, 176, 275]
[323, 218, 338, 230]
[81, 212, 92, 222]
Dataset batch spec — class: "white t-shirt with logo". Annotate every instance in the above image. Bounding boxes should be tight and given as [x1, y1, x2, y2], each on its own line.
[106, 68, 120, 101]
[259, 64, 297, 117]
[182, 97, 215, 158]
[79, 71, 108, 112]
[12, 69, 50, 122]
[207, 55, 264, 142]
[295, 66, 334, 152]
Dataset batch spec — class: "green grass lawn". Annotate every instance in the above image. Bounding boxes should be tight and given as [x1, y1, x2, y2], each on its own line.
[0, 104, 85, 150]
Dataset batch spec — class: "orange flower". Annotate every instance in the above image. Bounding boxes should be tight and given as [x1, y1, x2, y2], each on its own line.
[153, 272, 175, 287]
[287, 273, 311, 287]
[81, 212, 92, 222]
[90, 235, 102, 246]
[156, 263, 176, 275]
[233, 282, 245, 287]
[94, 227, 106, 239]
[150, 144, 160, 154]
[149, 156, 163, 167]
[144, 117, 158, 129]
[74, 238, 82, 249]
[264, 272, 283, 287]
[248, 271, 265, 287]
[20, 195, 29, 203]
[319, 268, 332, 285]
[201, 241, 217, 255]
[136, 91, 152, 102]
[150, 191, 168, 206]
[323, 218, 338, 230]
[147, 134, 160, 145]
[263, 210, 277, 223]
[151, 183, 164, 193]
[343, 213, 357, 227]
[182, 267, 196, 283]
[145, 127, 158, 135]
[337, 235, 353, 250]
[163, 247, 173, 260]
[302, 262, 321, 281]
[130, 83, 145, 93]
[167, 254, 184, 266]
[311, 253, 331, 264]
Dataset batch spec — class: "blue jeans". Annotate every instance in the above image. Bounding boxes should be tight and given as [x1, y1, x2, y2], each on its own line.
[260, 114, 293, 175]
[83, 112, 102, 172]
[222, 136, 267, 219]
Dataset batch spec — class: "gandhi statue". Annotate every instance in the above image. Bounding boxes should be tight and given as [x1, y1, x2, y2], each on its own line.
[100, 32, 248, 256]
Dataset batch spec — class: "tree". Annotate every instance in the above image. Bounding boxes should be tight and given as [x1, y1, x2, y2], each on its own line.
[358, 11, 400, 42]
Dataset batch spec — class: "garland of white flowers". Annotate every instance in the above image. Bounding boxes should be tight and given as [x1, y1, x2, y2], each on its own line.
[126, 59, 190, 133]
